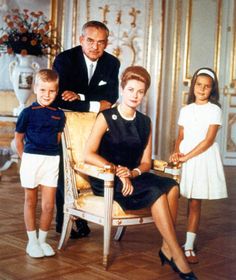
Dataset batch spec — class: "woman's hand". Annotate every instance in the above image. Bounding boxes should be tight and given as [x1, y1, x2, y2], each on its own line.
[115, 165, 134, 196]
[119, 177, 134, 196]
[116, 165, 131, 178]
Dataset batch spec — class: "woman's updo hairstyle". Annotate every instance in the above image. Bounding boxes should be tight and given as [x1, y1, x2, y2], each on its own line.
[120, 66, 151, 93]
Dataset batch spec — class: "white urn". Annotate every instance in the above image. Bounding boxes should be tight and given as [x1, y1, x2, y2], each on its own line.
[9, 54, 40, 116]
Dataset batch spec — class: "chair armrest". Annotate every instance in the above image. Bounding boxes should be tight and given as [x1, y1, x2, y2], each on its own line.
[152, 159, 168, 171]
[152, 159, 181, 177]
[74, 162, 114, 184]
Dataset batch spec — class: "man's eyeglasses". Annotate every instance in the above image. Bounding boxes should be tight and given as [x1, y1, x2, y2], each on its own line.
[85, 37, 107, 47]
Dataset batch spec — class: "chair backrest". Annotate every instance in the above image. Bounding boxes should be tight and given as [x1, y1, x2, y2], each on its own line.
[63, 112, 97, 190]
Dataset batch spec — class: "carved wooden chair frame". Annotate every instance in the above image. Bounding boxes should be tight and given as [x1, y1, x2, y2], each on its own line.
[58, 111, 180, 269]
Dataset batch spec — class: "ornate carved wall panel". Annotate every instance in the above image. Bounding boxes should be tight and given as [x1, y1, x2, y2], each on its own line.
[59, 0, 164, 156]
[157, 0, 185, 159]
[67, 0, 153, 76]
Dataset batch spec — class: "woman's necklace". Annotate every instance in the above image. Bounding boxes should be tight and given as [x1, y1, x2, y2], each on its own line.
[117, 104, 136, 120]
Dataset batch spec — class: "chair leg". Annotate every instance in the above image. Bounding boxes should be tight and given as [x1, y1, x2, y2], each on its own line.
[58, 213, 73, 249]
[103, 219, 112, 270]
[114, 226, 127, 241]
[103, 184, 114, 270]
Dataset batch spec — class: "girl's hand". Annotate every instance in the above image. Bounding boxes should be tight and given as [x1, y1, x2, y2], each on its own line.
[120, 177, 134, 196]
[116, 165, 131, 178]
[169, 152, 183, 163]
[178, 154, 188, 162]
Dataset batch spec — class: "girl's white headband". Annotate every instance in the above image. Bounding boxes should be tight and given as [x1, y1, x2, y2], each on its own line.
[197, 69, 215, 80]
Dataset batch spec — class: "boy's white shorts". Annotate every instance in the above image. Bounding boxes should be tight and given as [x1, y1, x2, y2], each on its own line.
[20, 153, 60, 189]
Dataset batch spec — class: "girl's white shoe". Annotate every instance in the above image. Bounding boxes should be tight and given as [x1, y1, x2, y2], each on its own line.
[26, 242, 44, 258]
[40, 243, 55, 257]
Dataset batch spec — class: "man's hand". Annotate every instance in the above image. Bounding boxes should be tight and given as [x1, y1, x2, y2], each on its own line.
[99, 100, 112, 111]
[61, 91, 80, 102]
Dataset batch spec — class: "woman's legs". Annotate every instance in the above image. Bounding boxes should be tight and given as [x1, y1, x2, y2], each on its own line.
[151, 192, 191, 273]
[160, 186, 179, 259]
[166, 185, 179, 224]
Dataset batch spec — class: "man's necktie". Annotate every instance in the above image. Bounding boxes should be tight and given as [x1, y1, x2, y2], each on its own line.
[88, 63, 94, 84]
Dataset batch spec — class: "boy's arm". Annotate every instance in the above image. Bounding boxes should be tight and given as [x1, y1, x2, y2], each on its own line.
[57, 132, 62, 144]
[57, 112, 65, 144]
[14, 132, 25, 158]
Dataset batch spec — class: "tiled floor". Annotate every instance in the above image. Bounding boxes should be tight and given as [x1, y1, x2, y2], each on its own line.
[0, 164, 235, 280]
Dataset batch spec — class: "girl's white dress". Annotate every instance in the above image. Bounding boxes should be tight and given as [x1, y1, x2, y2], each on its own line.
[178, 102, 228, 199]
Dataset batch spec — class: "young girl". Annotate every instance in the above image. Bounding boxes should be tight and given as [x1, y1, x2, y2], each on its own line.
[170, 67, 228, 264]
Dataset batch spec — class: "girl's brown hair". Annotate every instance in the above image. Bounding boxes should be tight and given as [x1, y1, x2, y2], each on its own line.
[188, 67, 221, 107]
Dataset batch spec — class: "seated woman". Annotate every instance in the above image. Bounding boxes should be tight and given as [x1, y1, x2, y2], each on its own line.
[84, 66, 197, 280]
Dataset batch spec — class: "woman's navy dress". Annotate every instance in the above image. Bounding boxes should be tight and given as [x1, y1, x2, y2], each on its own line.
[89, 107, 177, 210]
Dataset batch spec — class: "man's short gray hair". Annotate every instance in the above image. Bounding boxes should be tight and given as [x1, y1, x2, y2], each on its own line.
[82, 21, 109, 38]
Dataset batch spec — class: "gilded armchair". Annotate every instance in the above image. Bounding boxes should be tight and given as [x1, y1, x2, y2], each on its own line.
[58, 111, 180, 269]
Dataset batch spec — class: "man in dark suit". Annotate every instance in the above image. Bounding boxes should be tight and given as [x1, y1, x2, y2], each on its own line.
[53, 21, 120, 238]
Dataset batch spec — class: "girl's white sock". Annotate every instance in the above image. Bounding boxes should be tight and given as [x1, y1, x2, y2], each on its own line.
[184, 231, 197, 250]
[38, 229, 48, 244]
[27, 230, 38, 245]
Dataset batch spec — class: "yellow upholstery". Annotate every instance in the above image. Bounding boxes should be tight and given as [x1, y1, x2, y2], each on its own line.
[65, 112, 151, 217]
[75, 193, 151, 218]
[65, 112, 97, 190]
[152, 159, 168, 171]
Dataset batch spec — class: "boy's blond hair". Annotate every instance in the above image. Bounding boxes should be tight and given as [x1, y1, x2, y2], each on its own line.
[35, 69, 59, 86]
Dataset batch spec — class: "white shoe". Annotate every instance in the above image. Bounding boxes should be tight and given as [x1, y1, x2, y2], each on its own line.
[26, 242, 44, 258]
[40, 243, 55, 257]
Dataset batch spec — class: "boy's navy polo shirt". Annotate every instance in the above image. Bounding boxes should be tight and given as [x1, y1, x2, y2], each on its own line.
[15, 102, 65, 156]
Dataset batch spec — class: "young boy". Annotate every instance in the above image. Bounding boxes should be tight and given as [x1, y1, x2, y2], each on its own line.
[15, 69, 65, 258]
